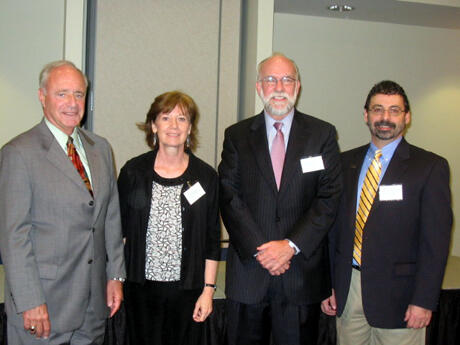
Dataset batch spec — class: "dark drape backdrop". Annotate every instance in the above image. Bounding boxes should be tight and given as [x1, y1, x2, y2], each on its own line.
[426, 289, 460, 345]
[1, 290, 459, 345]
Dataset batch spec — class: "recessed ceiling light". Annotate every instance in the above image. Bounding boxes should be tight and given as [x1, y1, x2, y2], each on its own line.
[327, 4, 354, 12]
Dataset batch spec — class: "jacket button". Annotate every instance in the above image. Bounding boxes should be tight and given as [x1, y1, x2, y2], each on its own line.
[91, 228, 95, 233]
[275, 216, 280, 222]
[89, 200, 94, 206]
[88, 259, 93, 264]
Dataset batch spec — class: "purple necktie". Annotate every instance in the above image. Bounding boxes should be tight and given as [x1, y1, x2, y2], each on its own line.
[271, 122, 285, 190]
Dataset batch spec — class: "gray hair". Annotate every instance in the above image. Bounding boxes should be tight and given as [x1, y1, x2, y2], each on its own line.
[257, 52, 300, 81]
[39, 60, 88, 92]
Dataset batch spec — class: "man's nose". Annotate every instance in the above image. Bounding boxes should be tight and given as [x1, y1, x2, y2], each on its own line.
[382, 109, 391, 120]
[67, 94, 77, 106]
[274, 79, 285, 92]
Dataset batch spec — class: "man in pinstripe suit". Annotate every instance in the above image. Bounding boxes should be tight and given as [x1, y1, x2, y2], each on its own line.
[219, 53, 342, 345]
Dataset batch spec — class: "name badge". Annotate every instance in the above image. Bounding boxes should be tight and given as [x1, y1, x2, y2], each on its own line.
[379, 184, 403, 201]
[184, 182, 206, 205]
[300, 156, 325, 173]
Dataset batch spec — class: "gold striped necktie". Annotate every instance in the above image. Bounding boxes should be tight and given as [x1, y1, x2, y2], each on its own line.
[353, 149, 382, 266]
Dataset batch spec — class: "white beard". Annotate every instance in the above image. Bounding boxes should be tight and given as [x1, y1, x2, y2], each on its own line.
[259, 90, 297, 117]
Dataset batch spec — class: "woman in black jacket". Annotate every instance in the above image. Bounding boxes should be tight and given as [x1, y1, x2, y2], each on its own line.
[118, 91, 220, 345]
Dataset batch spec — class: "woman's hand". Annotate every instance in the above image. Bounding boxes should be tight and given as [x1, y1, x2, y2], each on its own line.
[192, 287, 214, 322]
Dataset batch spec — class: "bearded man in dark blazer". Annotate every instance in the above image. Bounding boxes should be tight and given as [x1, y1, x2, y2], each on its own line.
[219, 53, 342, 345]
[321, 80, 452, 345]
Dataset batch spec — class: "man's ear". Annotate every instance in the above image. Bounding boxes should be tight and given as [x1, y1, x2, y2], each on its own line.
[38, 88, 46, 108]
[405, 111, 411, 126]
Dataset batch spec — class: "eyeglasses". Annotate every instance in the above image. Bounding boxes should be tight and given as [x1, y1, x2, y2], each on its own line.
[369, 106, 406, 116]
[259, 76, 297, 87]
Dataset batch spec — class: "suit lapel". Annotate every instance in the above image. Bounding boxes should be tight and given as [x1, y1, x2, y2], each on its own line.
[249, 113, 278, 194]
[140, 151, 156, 234]
[379, 138, 410, 185]
[40, 122, 90, 192]
[278, 112, 311, 193]
[79, 129, 99, 195]
[345, 146, 368, 232]
[371, 138, 410, 213]
[79, 129, 108, 224]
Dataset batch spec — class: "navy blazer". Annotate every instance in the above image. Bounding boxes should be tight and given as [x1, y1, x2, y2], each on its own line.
[331, 138, 452, 328]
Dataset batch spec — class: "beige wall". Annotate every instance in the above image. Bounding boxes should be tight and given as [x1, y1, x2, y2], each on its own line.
[92, 0, 241, 170]
[0, 0, 86, 148]
[274, 13, 460, 256]
[0, 0, 65, 147]
[2, 2, 458, 255]
[238, 0, 274, 119]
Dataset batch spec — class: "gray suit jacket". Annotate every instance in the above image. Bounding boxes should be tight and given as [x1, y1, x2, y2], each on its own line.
[0, 120, 125, 333]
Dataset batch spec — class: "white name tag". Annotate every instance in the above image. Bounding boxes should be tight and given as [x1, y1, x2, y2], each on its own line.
[184, 182, 206, 205]
[300, 156, 325, 173]
[379, 184, 403, 201]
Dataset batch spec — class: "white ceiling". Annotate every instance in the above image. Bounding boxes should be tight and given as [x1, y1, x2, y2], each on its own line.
[274, 0, 460, 30]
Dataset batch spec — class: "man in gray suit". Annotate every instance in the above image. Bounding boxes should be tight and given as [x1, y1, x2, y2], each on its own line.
[0, 61, 126, 344]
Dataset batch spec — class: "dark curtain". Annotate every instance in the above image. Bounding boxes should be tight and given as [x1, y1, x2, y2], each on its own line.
[103, 299, 335, 345]
[427, 289, 460, 345]
[103, 302, 128, 345]
[0, 304, 6, 345]
[2, 290, 460, 345]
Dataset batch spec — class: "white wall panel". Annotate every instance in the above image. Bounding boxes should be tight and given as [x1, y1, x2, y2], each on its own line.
[274, 13, 460, 256]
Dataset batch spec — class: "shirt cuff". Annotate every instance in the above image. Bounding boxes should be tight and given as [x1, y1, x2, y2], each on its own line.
[286, 239, 300, 255]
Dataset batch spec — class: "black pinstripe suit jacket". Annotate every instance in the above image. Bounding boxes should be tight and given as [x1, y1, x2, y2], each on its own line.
[219, 110, 342, 305]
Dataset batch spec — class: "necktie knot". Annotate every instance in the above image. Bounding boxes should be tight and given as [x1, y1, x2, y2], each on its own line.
[274, 122, 283, 132]
[67, 136, 74, 148]
[375, 149, 382, 161]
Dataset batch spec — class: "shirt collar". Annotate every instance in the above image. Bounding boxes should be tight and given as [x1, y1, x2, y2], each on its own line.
[264, 108, 295, 134]
[369, 136, 402, 162]
[44, 117, 80, 151]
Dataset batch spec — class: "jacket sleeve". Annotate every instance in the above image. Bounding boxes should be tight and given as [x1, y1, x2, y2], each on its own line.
[218, 128, 268, 261]
[0, 144, 46, 312]
[117, 162, 133, 239]
[411, 156, 452, 310]
[205, 170, 221, 261]
[102, 140, 126, 280]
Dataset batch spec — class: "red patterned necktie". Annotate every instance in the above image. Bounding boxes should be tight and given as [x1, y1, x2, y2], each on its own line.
[67, 136, 93, 197]
[270, 122, 285, 190]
